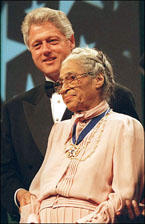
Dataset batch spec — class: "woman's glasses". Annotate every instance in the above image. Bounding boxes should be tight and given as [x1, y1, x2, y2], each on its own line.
[55, 72, 93, 93]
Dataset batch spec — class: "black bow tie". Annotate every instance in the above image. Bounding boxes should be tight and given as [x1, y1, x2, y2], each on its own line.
[44, 81, 55, 98]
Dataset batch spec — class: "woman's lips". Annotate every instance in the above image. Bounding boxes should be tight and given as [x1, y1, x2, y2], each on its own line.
[63, 95, 74, 103]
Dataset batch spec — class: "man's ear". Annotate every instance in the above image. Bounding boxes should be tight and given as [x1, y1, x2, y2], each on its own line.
[95, 73, 104, 88]
[69, 34, 75, 50]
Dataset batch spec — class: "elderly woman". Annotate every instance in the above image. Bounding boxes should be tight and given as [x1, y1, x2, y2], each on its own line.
[20, 47, 144, 223]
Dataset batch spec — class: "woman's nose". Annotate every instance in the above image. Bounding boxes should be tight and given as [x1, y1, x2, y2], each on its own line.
[59, 82, 70, 94]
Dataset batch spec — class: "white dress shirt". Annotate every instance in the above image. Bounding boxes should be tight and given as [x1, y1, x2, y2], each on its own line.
[46, 76, 66, 123]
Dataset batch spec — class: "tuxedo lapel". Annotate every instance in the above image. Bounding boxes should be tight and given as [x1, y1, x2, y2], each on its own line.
[23, 85, 54, 156]
[62, 108, 73, 121]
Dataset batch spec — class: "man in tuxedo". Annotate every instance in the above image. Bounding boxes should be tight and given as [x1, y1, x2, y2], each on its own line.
[1, 7, 140, 222]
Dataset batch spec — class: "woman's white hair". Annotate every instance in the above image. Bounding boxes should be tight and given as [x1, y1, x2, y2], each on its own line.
[21, 7, 74, 49]
[62, 47, 115, 101]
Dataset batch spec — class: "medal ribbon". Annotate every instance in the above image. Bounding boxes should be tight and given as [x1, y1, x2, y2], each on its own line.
[72, 108, 110, 145]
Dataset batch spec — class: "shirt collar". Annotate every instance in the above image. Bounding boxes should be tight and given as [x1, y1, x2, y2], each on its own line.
[45, 76, 55, 83]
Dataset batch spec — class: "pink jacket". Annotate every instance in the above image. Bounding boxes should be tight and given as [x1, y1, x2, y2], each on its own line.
[20, 101, 144, 223]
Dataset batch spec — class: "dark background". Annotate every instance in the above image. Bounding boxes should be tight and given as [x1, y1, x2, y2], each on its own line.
[0, 1, 144, 223]
[1, 0, 144, 124]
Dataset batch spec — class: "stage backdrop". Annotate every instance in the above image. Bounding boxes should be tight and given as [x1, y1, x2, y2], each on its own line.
[1, 0, 144, 124]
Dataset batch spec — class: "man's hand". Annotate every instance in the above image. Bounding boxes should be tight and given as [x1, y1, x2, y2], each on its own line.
[116, 199, 145, 221]
[16, 189, 31, 213]
[125, 200, 141, 220]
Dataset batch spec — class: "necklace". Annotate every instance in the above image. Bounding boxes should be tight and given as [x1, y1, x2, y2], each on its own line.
[64, 109, 112, 161]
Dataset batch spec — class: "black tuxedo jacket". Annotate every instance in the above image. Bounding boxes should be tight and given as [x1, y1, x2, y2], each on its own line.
[1, 82, 139, 221]
[1, 83, 73, 220]
[109, 83, 139, 121]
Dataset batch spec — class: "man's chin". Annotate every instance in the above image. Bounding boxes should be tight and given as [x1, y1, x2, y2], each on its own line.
[44, 72, 59, 81]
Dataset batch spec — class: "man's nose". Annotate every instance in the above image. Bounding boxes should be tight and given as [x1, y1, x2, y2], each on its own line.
[42, 42, 51, 54]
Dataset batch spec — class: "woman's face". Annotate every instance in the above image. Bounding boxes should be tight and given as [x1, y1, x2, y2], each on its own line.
[59, 59, 103, 112]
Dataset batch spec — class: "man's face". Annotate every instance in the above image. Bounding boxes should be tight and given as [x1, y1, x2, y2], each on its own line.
[28, 22, 75, 81]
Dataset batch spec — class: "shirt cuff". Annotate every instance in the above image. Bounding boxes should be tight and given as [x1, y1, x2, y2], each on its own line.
[14, 188, 26, 208]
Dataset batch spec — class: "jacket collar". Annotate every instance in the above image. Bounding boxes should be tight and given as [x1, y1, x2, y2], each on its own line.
[23, 84, 53, 156]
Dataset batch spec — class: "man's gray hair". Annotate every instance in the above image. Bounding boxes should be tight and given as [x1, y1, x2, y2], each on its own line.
[21, 7, 74, 49]
[62, 47, 115, 101]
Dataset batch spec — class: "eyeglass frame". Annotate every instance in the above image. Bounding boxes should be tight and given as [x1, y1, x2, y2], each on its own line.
[54, 72, 94, 93]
